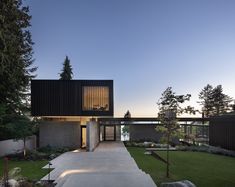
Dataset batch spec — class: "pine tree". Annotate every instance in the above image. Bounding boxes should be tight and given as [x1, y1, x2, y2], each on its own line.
[124, 110, 131, 118]
[157, 87, 191, 178]
[198, 84, 233, 117]
[198, 84, 214, 117]
[0, 0, 37, 115]
[0, 0, 36, 113]
[0, 0, 37, 144]
[59, 56, 73, 80]
[122, 110, 131, 134]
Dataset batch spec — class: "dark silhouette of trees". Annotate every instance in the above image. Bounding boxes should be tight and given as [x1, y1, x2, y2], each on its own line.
[122, 110, 131, 135]
[0, 0, 37, 144]
[59, 56, 73, 80]
[0, 0, 37, 115]
[198, 84, 233, 117]
[124, 110, 131, 118]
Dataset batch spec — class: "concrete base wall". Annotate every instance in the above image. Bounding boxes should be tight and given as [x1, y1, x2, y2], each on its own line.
[129, 125, 161, 142]
[0, 136, 36, 157]
[40, 121, 80, 148]
[87, 121, 99, 151]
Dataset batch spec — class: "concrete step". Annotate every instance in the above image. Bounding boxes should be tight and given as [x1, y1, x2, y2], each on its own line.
[55, 171, 150, 187]
[41, 166, 147, 182]
[58, 172, 157, 187]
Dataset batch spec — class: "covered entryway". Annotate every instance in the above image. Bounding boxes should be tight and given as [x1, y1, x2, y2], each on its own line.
[99, 124, 121, 142]
[104, 125, 116, 141]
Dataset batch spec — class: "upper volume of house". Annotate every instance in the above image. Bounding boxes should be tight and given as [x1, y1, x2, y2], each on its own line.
[31, 79, 114, 117]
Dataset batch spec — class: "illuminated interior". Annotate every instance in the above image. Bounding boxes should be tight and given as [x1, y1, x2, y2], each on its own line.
[82, 86, 109, 111]
[41, 116, 97, 125]
[81, 127, 86, 148]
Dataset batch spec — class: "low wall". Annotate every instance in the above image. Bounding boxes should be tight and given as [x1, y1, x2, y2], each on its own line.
[129, 125, 161, 142]
[40, 121, 80, 148]
[87, 120, 99, 151]
[0, 136, 36, 157]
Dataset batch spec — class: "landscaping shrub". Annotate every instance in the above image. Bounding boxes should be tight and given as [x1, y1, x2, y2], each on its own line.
[125, 141, 235, 157]
[124, 141, 169, 148]
[6, 146, 74, 161]
[177, 145, 235, 157]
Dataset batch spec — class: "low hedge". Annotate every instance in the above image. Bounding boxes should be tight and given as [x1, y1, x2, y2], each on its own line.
[6, 146, 74, 161]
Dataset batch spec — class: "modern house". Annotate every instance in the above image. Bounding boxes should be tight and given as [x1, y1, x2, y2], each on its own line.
[31, 80, 213, 151]
[31, 80, 120, 151]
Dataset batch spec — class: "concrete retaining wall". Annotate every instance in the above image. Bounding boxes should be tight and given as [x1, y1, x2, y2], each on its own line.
[129, 125, 161, 142]
[0, 136, 36, 157]
[87, 120, 99, 151]
[40, 121, 80, 148]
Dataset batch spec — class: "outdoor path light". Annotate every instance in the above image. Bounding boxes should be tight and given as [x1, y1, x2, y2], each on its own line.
[48, 162, 52, 182]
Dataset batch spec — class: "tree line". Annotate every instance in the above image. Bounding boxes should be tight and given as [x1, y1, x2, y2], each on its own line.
[157, 86, 234, 178]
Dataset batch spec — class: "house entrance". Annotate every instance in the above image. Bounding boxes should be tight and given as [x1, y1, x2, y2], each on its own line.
[81, 126, 86, 148]
[104, 125, 116, 141]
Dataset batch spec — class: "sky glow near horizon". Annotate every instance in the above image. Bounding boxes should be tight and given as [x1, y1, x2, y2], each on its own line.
[26, 0, 235, 117]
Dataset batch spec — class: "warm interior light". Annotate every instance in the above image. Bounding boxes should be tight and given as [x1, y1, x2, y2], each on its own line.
[83, 86, 109, 111]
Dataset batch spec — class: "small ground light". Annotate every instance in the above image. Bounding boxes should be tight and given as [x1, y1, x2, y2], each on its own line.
[48, 162, 52, 182]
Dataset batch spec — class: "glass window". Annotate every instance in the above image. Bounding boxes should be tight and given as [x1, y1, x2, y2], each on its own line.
[82, 86, 109, 111]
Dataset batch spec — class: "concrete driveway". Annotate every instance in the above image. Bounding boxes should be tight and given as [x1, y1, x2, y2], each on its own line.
[41, 142, 157, 187]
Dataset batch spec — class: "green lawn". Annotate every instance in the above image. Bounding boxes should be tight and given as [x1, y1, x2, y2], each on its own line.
[127, 147, 235, 187]
[0, 159, 49, 181]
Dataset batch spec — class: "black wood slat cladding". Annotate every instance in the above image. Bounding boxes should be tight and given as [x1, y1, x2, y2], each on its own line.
[31, 80, 113, 116]
[209, 115, 235, 151]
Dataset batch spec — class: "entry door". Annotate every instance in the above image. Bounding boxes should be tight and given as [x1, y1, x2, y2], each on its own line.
[104, 125, 116, 141]
[81, 126, 86, 148]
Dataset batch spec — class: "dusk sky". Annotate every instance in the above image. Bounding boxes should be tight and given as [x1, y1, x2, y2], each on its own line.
[26, 0, 235, 117]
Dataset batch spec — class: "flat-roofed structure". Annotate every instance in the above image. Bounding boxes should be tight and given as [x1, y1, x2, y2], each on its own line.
[31, 80, 113, 116]
[31, 79, 116, 150]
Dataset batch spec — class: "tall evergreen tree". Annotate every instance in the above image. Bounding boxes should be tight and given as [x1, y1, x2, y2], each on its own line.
[0, 0, 37, 115]
[0, 0, 36, 142]
[198, 84, 214, 117]
[122, 110, 131, 134]
[124, 110, 131, 118]
[59, 56, 73, 80]
[212, 85, 233, 115]
[198, 84, 233, 117]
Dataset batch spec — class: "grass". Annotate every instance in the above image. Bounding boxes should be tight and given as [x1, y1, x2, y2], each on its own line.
[127, 147, 235, 187]
[0, 159, 49, 181]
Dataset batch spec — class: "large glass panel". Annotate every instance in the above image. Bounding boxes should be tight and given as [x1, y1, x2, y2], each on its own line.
[83, 86, 109, 111]
[105, 126, 115, 141]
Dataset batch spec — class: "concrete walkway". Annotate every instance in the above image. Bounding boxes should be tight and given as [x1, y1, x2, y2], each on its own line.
[41, 142, 157, 187]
